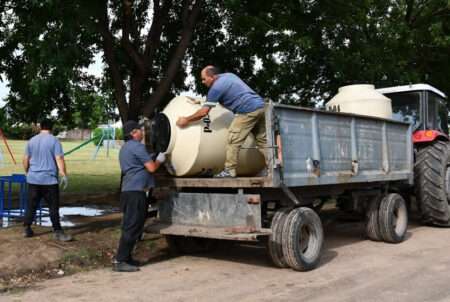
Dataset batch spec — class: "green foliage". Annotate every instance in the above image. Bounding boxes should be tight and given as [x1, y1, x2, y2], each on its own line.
[2, 124, 34, 140]
[59, 248, 100, 265]
[0, 0, 448, 124]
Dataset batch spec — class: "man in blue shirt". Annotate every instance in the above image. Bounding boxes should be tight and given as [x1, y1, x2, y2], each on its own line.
[23, 119, 72, 241]
[113, 120, 166, 272]
[176, 65, 268, 177]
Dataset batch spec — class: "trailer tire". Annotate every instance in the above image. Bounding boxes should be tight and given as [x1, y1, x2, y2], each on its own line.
[282, 207, 323, 271]
[166, 235, 215, 254]
[414, 141, 450, 226]
[378, 193, 408, 243]
[267, 207, 292, 268]
[365, 195, 383, 242]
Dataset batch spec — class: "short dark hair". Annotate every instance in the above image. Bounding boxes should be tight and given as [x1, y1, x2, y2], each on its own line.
[40, 119, 54, 131]
[205, 66, 219, 76]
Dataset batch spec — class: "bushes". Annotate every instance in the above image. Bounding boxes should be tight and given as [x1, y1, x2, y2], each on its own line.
[2, 125, 35, 140]
[92, 127, 123, 146]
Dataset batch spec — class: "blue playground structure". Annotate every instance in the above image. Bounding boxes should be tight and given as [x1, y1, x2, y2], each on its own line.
[0, 174, 47, 220]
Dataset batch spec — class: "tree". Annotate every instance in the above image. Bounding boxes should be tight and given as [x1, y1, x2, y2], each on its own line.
[1, 0, 448, 125]
[1, 0, 206, 124]
[222, 0, 450, 102]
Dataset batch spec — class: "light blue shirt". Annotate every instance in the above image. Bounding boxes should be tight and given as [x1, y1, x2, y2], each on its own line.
[204, 73, 265, 114]
[119, 139, 155, 191]
[24, 133, 64, 185]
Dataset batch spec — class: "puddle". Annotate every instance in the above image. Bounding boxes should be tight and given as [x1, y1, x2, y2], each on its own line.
[0, 204, 120, 228]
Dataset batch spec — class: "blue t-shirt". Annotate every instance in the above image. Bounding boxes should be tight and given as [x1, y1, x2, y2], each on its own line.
[119, 139, 155, 191]
[204, 73, 265, 114]
[24, 133, 64, 185]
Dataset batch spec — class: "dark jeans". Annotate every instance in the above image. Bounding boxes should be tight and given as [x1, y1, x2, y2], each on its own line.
[116, 191, 148, 263]
[23, 183, 62, 231]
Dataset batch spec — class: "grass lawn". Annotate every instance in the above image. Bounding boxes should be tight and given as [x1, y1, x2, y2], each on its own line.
[0, 139, 121, 195]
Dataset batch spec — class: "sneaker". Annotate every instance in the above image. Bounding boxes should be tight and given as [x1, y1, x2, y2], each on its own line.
[213, 169, 235, 178]
[128, 258, 143, 267]
[53, 230, 73, 242]
[113, 261, 140, 272]
[23, 226, 34, 238]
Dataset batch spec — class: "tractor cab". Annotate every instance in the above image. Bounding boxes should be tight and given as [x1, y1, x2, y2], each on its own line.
[376, 84, 449, 142]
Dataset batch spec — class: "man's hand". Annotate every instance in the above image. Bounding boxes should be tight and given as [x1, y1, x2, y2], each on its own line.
[176, 117, 189, 127]
[60, 176, 68, 190]
[156, 152, 166, 163]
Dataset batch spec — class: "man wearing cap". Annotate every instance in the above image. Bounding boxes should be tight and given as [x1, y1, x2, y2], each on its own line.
[113, 120, 166, 272]
[176, 65, 268, 178]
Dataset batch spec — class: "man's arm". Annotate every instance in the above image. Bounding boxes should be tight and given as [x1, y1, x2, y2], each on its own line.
[55, 156, 67, 176]
[143, 160, 161, 173]
[23, 155, 30, 173]
[176, 106, 211, 127]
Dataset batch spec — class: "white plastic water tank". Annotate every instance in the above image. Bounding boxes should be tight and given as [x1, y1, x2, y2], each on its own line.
[158, 96, 265, 177]
[326, 84, 393, 119]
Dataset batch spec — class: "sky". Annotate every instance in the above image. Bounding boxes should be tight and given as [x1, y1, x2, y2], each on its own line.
[0, 79, 8, 108]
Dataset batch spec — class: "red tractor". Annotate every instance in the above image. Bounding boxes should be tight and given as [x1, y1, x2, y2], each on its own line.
[377, 84, 449, 226]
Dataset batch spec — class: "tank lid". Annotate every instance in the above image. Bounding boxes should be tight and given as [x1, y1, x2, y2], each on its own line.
[152, 113, 171, 153]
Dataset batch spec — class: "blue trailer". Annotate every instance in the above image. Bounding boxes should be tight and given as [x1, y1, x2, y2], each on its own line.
[147, 101, 413, 271]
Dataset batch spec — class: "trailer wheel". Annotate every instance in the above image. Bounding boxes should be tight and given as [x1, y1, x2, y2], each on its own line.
[267, 207, 292, 268]
[365, 195, 383, 242]
[166, 235, 215, 254]
[282, 207, 323, 271]
[378, 193, 408, 243]
[414, 140, 450, 226]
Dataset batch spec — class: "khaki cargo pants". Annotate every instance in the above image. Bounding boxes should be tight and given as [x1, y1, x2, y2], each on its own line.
[225, 107, 268, 176]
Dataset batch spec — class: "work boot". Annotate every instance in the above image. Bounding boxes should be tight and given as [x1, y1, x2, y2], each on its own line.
[23, 225, 34, 238]
[213, 169, 235, 178]
[113, 261, 140, 272]
[53, 230, 73, 242]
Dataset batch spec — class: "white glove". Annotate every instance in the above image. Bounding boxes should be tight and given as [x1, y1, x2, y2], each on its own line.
[156, 152, 166, 163]
[60, 176, 68, 190]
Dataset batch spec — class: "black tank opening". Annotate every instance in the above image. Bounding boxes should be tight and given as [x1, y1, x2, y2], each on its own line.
[152, 113, 171, 153]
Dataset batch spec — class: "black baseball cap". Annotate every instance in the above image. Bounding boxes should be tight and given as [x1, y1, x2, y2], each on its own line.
[123, 120, 144, 135]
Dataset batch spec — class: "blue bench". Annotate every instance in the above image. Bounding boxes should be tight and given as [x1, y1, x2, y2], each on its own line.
[0, 174, 47, 218]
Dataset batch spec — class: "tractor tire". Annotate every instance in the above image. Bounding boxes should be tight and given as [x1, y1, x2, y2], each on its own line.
[166, 235, 215, 254]
[414, 141, 450, 226]
[378, 193, 408, 243]
[267, 207, 292, 268]
[281, 207, 323, 271]
[365, 195, 383, 242]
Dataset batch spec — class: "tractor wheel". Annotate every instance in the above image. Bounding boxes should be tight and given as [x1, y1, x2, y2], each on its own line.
[267, 207, 292, 268]
[414, 141, 450, 226]
[282, 207, 323, 271]
[378, 193, 408, 243]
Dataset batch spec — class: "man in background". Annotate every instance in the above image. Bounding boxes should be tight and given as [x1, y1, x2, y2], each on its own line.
[114, 120, 165, 272]
[22, 119, 72, 241]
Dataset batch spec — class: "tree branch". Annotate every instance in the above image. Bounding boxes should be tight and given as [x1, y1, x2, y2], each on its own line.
[94, 0, 129, 122]
[143, 0, 205, 116]
[143, 0, 170, 70]
[120, 0, 144, 74]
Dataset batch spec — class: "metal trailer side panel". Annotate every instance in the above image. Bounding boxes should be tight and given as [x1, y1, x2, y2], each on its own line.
[272, 105, 413, 187]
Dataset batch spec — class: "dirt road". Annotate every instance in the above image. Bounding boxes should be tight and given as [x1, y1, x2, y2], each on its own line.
[2, 213, 450, 302]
